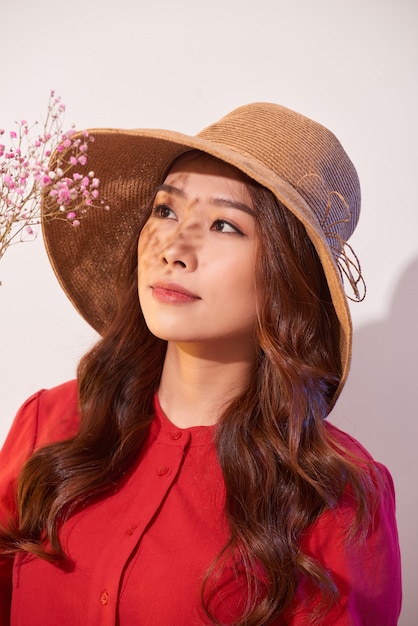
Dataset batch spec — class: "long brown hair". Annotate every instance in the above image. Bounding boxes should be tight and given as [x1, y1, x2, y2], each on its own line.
[1, 169, 376, 625]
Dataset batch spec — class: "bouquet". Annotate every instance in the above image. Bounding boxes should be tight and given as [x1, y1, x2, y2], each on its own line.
[0, 91, 107, 265]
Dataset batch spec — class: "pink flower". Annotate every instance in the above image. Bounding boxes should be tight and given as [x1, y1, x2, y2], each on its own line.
[10, 131, 17, 139]
[77, 155, 87, 166]
[54, 190, 67, 204]
[66, 211, 76, 221]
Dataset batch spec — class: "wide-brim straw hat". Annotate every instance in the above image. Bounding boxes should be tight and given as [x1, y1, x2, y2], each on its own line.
[42, 102, 363, 401]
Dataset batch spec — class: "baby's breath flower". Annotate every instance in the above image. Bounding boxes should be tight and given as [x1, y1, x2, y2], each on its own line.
[1, 92, 107, 266]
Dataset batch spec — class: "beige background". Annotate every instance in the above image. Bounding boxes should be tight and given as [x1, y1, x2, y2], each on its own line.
[1, 0, 416, 622]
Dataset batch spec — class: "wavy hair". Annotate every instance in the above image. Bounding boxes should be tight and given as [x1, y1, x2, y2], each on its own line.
[1, 166, 376, 625]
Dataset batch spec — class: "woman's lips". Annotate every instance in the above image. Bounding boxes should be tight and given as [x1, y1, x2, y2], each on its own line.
[151, 282, 201, 304]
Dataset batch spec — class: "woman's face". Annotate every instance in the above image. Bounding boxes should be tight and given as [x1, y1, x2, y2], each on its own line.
[137, 153, 258, 359]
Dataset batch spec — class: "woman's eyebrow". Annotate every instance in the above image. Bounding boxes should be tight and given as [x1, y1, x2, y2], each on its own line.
[156, 184, 255, 216]
[155, 183, 185, 198]
[212, 197, 255, 217]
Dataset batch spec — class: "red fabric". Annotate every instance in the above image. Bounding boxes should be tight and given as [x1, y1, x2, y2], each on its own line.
[0, 381, 401, 625]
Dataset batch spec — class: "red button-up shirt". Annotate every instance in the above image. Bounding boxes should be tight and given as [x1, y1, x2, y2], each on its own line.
[0, 380, 402, 625]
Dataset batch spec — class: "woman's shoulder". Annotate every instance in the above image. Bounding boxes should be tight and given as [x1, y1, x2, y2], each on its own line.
[0, 381, 81, 524]
[31, 379, 79, 414]
[324, 420, 397, 513]
[8, 380, 81, 452]
[325, 419, 375, 463]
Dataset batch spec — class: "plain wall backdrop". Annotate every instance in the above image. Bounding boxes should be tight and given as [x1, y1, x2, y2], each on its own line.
[1, 0, 416, 623]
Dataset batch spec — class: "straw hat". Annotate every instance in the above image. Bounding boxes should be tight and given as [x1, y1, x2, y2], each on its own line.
[42, 102, 364, 396]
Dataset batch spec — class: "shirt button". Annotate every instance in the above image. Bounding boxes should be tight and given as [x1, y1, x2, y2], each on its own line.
[101, 591, 109, 605]
[127, 524, 137, 535]
[171, 430, 182, 440]
[156, 465, 169, 476]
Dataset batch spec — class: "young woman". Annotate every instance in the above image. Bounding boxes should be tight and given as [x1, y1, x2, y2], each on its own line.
[0, 103, 401, 625]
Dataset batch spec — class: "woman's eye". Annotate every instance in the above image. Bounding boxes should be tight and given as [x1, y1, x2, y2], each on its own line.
[211, 220, 244, 235]
[153, 204, 176, 219]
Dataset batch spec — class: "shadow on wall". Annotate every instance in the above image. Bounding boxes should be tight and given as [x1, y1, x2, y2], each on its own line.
[332, 255, 418, 626]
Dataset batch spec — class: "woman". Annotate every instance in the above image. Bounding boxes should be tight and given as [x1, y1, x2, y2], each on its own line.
[0, 103, 401, 624]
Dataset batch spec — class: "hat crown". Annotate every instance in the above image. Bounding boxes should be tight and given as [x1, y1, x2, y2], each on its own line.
[198, 103, 361, 252]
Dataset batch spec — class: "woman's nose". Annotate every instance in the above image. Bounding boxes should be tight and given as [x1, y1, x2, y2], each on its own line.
[160, 226, 199, 271]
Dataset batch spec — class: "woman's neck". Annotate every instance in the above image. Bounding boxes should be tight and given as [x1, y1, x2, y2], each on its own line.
[157, 340, 255, 428]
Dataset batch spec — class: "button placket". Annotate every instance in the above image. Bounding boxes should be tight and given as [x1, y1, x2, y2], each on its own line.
[85, 427, 191, 625]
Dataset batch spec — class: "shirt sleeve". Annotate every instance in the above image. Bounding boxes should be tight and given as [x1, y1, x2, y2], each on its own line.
[0, 391, 43, 624]
[0, 380, 80, 624]
[282, 462, 402, 625]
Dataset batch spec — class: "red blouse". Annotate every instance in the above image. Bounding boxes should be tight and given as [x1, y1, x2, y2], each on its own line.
[0, 380, 401, 625]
